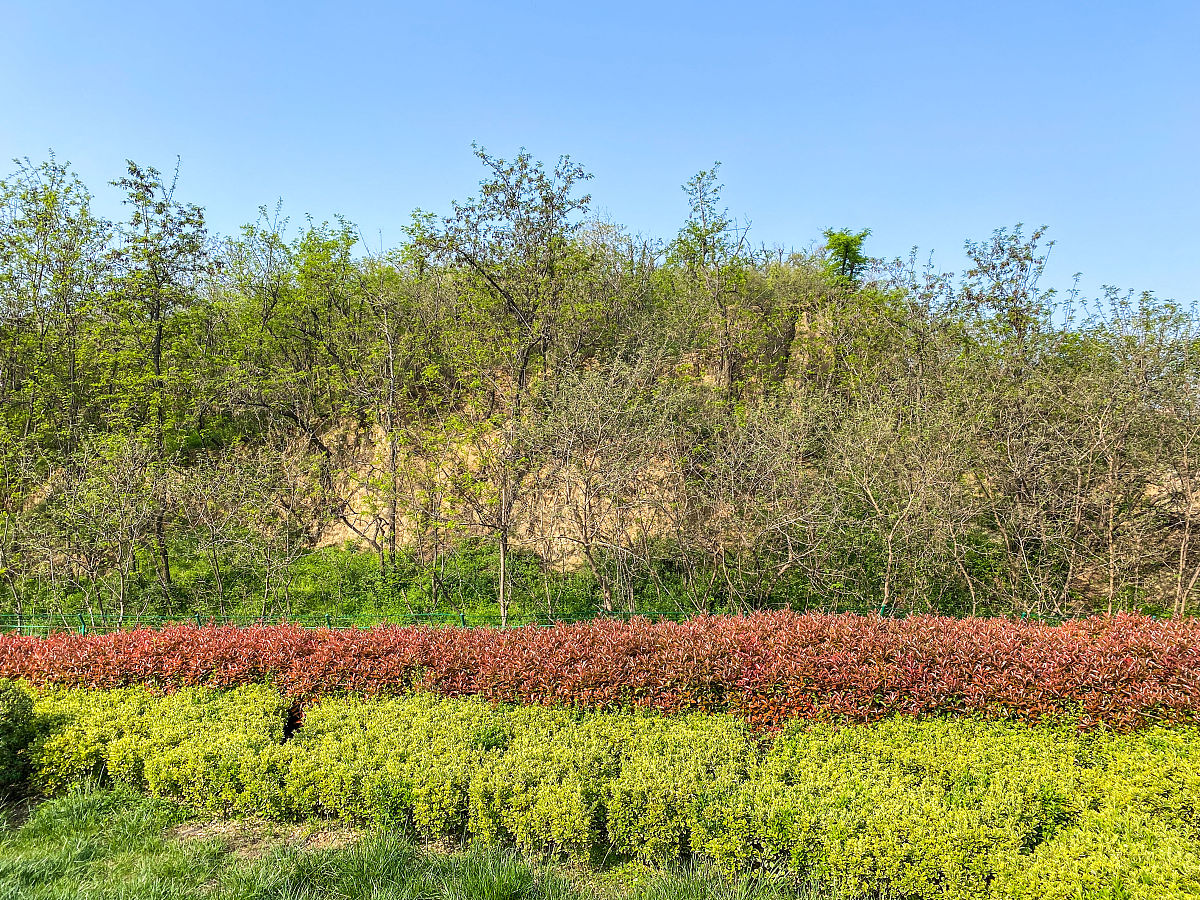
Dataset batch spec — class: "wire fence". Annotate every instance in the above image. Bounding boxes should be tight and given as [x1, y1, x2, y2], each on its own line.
[0, 608, 709, 636]
[0, 602, 1111, 636]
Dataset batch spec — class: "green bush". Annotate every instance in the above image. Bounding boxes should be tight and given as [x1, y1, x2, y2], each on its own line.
[994, 808, 1200, 899]
[283, 693, 498, 832]
[750, 719, 1086, 896]
[32, 684, 289, 815]
[1080, 727, 1200, 839]
[604, 714, 752, 861]
[469, 706, 623, 858]
[0, 678, 34, 790]
[25, 687, 1200, 898]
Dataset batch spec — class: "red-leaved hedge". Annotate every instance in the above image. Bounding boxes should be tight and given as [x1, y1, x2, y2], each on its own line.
[1, 613, 1197, 729]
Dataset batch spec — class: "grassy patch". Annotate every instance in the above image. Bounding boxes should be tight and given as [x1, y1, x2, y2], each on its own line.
[0, 787, 814, 900]
[0, 784, 223, 899]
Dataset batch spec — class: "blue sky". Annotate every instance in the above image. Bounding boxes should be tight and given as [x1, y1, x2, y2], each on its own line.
[4, 0, 1197, 301]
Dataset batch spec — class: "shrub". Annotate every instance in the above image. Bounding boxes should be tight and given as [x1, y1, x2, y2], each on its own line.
[31, 685, 154, 792]
[993, 808, 1200, 899]
[25, 687, 1200, 898]
[2, 612, 1197, 729]
[468, 707, 622, 858]
[604, 714, 752, 861]
[689, 717, 1091, 891]
[0, 678, 34, 790]
[283, 694, 498, 833]
[31, 684, 289, 815]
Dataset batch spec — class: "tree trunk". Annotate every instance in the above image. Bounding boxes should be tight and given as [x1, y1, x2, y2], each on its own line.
[497, 530, 509, 627]
[155, 515, 172, 588]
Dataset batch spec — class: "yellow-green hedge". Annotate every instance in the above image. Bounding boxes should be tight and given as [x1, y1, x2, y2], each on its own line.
[32, 684, 289, 814]
[28, 687, 1200, 899]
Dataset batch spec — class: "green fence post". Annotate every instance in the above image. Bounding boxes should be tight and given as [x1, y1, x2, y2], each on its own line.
[325, 614, 333, 629]
[459, 612, 467, 627]
[78, 613, 86, 636]
[195, 613, 203, 628]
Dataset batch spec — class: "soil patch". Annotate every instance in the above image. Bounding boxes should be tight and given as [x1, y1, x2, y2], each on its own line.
[170, 818, 360, 859]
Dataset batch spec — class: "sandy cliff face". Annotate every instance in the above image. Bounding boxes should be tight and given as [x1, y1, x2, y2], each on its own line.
[310, 421, 684, 572]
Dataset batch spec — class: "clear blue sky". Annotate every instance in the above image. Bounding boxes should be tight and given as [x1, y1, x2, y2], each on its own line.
[4, 0, 1197, 301]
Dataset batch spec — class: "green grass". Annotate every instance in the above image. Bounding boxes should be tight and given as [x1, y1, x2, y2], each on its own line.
[0, 786, 819, 900]
[0, 785, 220, 899]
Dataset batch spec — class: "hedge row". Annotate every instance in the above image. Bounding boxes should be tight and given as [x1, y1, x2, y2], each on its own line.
[24, 685, 1200, 900]
[3, 612, 1199, 727]
[0, 679, 33, 789]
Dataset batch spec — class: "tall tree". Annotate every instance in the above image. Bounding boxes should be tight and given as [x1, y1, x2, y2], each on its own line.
[105, 160, 209, 590]
[411, 147, 594, 623]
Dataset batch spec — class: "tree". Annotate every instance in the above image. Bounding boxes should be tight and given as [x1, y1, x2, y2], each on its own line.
[40, 433, 163, 622]
[823, 228, 871, 283]
[410, 146, 595, 623]
[539, 352, 674, 612]
[104, 160, 210, 591]
[667, 165, 761, 407]
[0, 156, 109, 451]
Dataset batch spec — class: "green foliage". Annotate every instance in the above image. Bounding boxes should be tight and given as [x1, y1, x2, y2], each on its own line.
[283, 693, 495, 832]
[604, 715, 752, 861]
[821, 228, 871, 283]
[469, 711, 600, 856]
[4, 148, 1200, 638]
[32, 684, 288, 815]
[25, 687, 1200, 898]
[699, 719, 1200, 899]
[0, 678, 34, 790]
[995, 809, 1200, 899]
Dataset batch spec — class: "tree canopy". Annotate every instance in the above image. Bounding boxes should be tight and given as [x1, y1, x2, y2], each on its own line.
[2, 150, 1197, 624]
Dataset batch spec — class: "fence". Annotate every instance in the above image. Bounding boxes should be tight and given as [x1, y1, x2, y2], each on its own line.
[0, 608, 709, 636]
[0, 602, 1107, 636]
